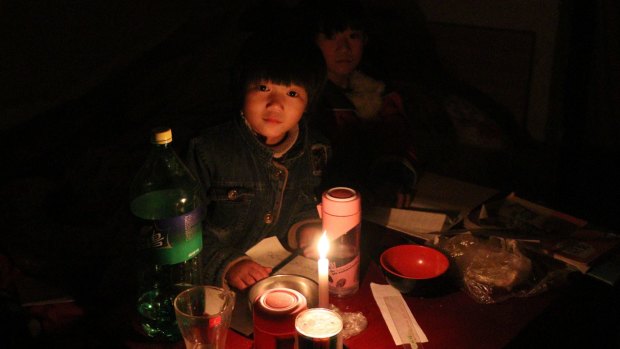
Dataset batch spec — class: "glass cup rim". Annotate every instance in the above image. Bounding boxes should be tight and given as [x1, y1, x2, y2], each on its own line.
[173, 285, 235, 319]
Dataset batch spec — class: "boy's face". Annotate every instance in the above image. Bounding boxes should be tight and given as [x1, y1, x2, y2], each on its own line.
[315, 28, 364, 85]
[243, 80, 308, 145]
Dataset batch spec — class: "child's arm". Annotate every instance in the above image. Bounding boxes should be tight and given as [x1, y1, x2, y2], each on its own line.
[297, 225, 322, 260]
[284, 221, 323, 260]
[224, 259, 272, 291]
[186, 135, 252, 287]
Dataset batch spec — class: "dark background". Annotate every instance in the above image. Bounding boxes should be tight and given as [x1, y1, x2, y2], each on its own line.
[1, 0, 618, 347]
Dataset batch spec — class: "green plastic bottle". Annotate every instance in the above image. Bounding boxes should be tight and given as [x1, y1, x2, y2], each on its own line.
[129, 127, 203, 341]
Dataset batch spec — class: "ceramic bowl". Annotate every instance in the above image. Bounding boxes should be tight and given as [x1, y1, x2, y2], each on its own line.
[380, 244, 450, 296]
[247, 274, 317, 311]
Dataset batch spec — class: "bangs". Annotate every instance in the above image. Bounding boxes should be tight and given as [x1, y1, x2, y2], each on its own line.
[316, 13, 366, 38]
[235, 33, 326, 107]
[243, 62, 321, 93]
[308, 0, 367, 37]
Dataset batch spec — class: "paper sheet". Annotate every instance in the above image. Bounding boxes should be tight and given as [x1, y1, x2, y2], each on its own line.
[275, 254, 318, 283]
[245, 236, 318, 282]
[364, 207, 447, 241]
[371, 283, 428, 346]
[245, 236, 293, 268]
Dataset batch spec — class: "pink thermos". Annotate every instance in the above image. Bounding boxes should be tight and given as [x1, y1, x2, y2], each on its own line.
[319, 187, 361, 297]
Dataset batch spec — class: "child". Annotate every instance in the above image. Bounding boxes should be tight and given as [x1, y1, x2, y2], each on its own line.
[186, 33, 328, 290]
[303, 0, 418, 208]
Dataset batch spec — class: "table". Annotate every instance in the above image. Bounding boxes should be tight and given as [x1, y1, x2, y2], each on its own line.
[10, 242, 616, 349]
[6, 173, 618, 348]
[119, 221, 603, 349]
[318, 222, 561, 349]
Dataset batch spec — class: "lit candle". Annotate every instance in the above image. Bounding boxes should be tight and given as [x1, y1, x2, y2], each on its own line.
[318, 231, 330, 308]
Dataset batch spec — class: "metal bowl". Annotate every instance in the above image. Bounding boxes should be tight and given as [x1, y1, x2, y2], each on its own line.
[248, 274, 318, 311]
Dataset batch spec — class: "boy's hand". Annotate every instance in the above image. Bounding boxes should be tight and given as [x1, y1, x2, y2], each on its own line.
[298, 227, 322, 260]
[225, 260, 272, 291]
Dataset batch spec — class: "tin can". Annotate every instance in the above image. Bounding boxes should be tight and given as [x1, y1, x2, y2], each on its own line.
[320, 187, 361, 297]
[294, 308, 343, 349]
[253, 288, 308, 349]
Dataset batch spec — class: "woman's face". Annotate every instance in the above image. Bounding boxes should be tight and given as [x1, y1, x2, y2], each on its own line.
[243, 80, 308, 145]
[315, 28, 364, 87]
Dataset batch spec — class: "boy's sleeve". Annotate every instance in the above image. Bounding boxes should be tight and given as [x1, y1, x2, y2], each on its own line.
[285, 141, 329, 250]
[286, 216, 322, 251]
[186, 136, 249, 287]
[199, 231, 250, 287]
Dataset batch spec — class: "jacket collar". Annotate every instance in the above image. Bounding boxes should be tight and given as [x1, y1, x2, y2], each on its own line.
[235, 114, 308, 163]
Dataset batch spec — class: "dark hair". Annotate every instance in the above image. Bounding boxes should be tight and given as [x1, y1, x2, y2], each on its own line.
[233, 32, 327, 111]
[304, 0, 368, 38]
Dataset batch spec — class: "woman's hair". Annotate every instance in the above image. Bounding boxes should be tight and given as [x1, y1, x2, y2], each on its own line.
[304, 0, 368, 38]
[233, 32, 327, 111]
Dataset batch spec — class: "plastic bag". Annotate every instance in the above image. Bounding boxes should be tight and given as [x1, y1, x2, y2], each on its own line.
[435, 233, 570, 304]
[331, 306, 368, 339]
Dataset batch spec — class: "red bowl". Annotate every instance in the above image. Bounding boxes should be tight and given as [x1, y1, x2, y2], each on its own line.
[380, 244, 449, 295]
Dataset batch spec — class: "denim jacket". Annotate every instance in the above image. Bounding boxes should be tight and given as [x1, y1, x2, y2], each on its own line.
[186, 115, 330, 286]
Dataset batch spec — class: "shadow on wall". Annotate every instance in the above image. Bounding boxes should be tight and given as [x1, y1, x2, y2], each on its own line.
[1, 0, 252, 305]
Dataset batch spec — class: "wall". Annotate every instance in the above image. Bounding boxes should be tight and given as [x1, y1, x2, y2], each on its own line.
[417, 0, 561, 142]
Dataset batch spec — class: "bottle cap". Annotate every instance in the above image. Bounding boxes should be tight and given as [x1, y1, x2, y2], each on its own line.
[151, 127, 173, 144]
[322, 187, 361, 216]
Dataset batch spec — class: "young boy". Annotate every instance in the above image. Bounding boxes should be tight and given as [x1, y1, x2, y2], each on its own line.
[304, 0, 419, 209]
[186, 33, 329, 290]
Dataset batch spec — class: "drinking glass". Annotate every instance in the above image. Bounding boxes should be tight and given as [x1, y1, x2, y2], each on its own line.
[173, 286, 235, 349]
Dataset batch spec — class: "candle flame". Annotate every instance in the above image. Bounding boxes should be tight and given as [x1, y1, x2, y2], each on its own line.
[318, 231, 329, 259]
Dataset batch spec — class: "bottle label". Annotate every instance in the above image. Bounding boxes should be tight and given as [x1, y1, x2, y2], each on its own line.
[139, 207, 203, 265]
[328, 254, 360, 293]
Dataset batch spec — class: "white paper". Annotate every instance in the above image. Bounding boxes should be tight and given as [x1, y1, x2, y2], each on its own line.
[245, 236, 318, 282]
[364, 207, 447, 241]
[245, 236, 293, 268]
[370, 283, 428, 345]
[275, 254, 318, 283]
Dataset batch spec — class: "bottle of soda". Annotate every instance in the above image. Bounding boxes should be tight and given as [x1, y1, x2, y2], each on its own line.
[129, 127, 203, 341]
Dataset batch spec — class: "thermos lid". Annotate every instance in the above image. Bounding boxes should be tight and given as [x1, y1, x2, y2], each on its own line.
[256, 288, 307, 315]
[322, 187, 361, 216]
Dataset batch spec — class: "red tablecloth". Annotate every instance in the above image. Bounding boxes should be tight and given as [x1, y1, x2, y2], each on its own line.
[2, 224, 614, 349]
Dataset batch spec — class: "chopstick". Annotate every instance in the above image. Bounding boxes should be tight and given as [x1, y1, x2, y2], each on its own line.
[269, 249, 302, 276]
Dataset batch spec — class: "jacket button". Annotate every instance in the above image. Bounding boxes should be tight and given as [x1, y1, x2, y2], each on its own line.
[227, 189, 238, 200]
[264, 213, 273, 224]
[275, 169, 284, 179]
